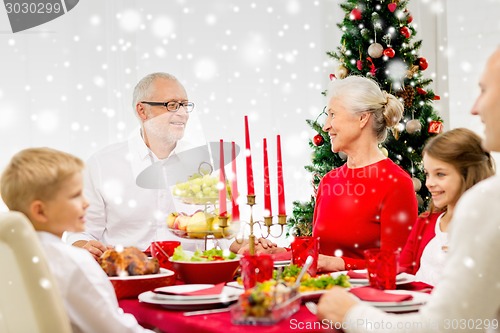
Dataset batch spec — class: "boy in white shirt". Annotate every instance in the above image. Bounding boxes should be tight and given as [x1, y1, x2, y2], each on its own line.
[0, 147, 154, 333]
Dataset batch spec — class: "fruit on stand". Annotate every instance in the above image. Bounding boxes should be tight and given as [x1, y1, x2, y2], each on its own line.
[167, 211, 234, 238]
[172, 174, 229, 204]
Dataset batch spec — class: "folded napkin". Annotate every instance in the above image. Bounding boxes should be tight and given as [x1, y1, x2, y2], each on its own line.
[397, 281, 433, 293]
[347, 270, 368, 279]
[350, 286, 413, 302]
[271, 251, 292, 261]
[155, 283, 226, 296]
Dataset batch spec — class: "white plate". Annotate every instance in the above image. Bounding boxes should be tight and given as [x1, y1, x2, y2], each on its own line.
[331, 270, 414, 285]
[358, 289, 430, 310]
[273, 259, 291, 267]
[108, 268, 174, 280]
[139, 287, 242, 311]
[153, 284, 233, 301]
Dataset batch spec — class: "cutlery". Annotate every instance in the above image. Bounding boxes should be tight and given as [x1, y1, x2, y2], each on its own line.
[293, 256, 313, 290]
[305, 301, 318, 315]
[183, 307, 231, 316]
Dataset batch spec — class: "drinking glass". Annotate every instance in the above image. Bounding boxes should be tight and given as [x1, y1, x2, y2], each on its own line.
[364, 248, 399, 290]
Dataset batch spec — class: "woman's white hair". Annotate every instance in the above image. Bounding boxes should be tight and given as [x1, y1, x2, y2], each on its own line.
[327, 76, 404, 142]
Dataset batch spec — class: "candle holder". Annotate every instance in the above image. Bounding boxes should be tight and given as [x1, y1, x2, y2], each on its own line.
[222, 194, 287, 255]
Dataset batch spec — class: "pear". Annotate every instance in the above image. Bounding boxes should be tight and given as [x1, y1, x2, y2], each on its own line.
[186, 211, 210, 238]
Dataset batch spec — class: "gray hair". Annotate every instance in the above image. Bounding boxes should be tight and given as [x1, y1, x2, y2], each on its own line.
[327, 76, 404, 142]
[132, 72, 183, 111]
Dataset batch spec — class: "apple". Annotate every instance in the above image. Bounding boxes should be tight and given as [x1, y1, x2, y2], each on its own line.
[175, 213, 190, 231]
[166, 212, 179, 229]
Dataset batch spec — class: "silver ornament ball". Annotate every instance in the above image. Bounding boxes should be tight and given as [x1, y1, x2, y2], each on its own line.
[338, 151, 347, 160]
[368, 43, 384, 58]
[406, 119, 422, 134]
[412, 177, 422, 192]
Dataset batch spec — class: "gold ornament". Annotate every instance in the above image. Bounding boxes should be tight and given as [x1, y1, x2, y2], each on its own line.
[336, 65, 349, 79]
[406, 65, 419, 78]
[391, 126, 400, 140]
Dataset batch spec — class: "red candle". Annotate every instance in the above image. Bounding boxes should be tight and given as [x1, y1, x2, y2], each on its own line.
[263, 138, 272, 217]
[219, 139, 227, 216]
[231, 141, 240, 222]
[244, 116, 255, 196]
[277, 135, 286, 215]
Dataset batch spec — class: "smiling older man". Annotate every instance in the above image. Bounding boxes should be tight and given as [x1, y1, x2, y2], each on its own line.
[66, 73, 207, 258]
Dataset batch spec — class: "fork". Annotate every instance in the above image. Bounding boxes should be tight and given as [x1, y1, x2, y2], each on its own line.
[305, 302, 318, 315]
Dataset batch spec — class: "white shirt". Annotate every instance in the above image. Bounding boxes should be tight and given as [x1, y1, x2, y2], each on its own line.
[65, 129, 224, 251]
[38, 232, 153, 333]
[415, 213, 448, 286]
[344, 175, 500, 333]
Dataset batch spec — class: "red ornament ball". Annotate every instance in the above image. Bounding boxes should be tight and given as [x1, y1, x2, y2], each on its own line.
[407, 15, 413, 23]
[313, 134, 324, 146]
[356, 60, 363, 70]
[400, 26, 411, 39]
[418, 57, 429, 70]
[383, 48, 395, 58]
[350, 8, 362, 20]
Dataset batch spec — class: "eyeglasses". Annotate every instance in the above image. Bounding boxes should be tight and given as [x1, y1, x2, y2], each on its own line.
[141, 101, 195, 113]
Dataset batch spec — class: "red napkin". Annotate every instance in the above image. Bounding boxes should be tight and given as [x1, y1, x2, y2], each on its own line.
[397, 281, 433, 293]
[155, 283, 226, 296]
[271, 251, 292, 261]
[347, 270, 368, 279]
[350, 286, 413, 302]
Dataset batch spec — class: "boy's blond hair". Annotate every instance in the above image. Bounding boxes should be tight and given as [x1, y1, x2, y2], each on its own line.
[0, 147, 84, 216]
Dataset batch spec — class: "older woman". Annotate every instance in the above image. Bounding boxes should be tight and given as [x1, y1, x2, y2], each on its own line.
[313, 76, 418, 272]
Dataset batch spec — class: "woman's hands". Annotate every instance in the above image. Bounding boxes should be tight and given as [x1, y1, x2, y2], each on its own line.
[230, 237, 287, 255]
[317, 254, 346, 272]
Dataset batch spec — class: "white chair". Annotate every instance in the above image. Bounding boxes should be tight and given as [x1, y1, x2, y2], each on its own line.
[0, 211, 72, 333]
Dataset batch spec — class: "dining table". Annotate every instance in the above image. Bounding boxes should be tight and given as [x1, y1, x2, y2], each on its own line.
[119, 298, 338, 333]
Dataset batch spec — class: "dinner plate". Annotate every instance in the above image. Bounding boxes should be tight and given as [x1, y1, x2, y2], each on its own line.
[331, 270, 414, 285]
[273, 259, 291, 267]
[139, 287, 242, 311]
[359, 290, 430, 312]
[153, 284, 238, 301]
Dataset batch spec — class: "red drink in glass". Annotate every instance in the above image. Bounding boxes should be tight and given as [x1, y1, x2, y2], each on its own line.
[291, 236, 319, 276]
[364, 248, 399, 290]
[240, 253, 274, 289]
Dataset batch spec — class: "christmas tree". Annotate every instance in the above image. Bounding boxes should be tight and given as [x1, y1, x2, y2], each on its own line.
[288, 0, 443, 237]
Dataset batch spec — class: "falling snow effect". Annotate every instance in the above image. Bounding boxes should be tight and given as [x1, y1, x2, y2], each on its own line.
[0, 1, 498, 248]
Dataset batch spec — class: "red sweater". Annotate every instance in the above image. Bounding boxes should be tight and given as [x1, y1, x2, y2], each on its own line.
[399, 211, 441, 274]
[312, 159, 417, 270]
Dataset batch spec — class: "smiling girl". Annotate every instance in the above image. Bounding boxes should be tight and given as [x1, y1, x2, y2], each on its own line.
[399, 128, 495, 285]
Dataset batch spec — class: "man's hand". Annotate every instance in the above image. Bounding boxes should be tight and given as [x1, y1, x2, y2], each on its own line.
[317, 287, 359, 323]
[72, 240, 111, 261]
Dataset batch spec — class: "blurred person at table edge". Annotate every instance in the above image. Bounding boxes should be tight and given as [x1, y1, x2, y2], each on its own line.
[0, 147, 154, 333]
[313, 75, 418, 272]
[317, 47, 500, 332]
[399, 128, 494, 286]
[66, 72, 280, 259]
